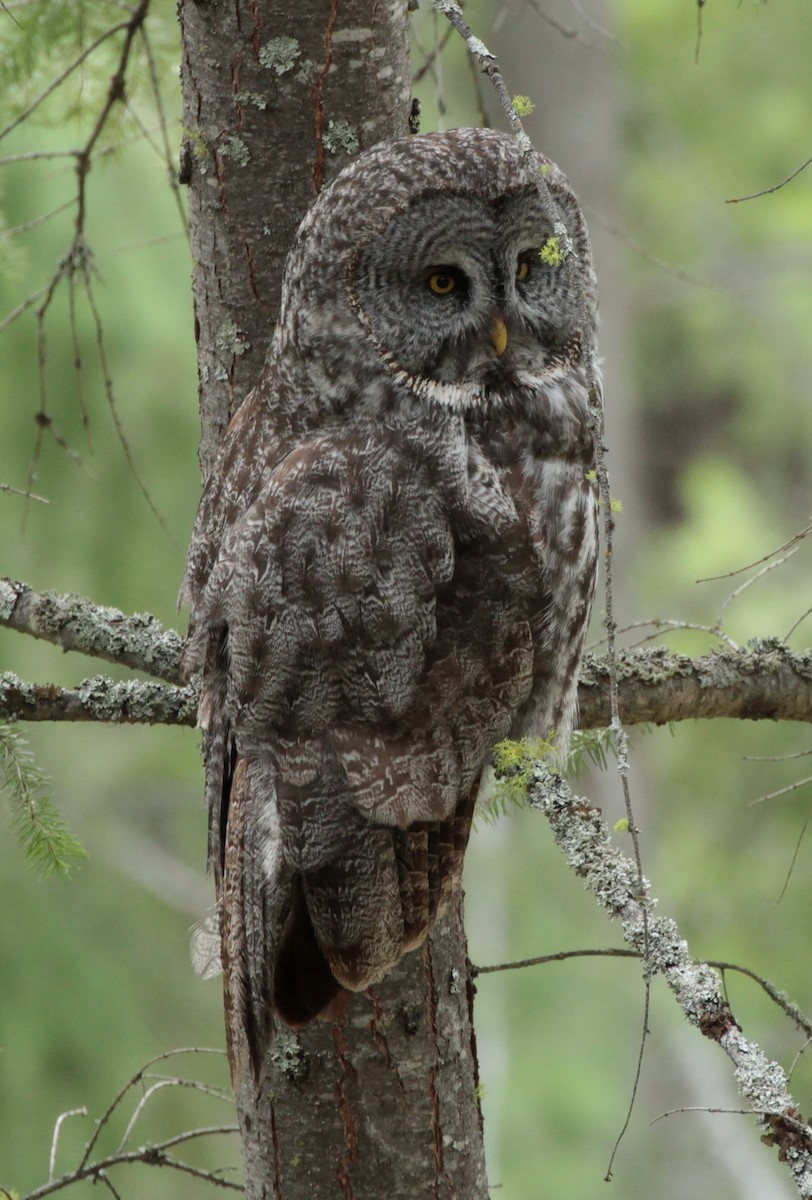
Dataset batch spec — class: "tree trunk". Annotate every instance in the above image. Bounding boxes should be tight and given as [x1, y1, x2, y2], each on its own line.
[178, 3, 489, 1195]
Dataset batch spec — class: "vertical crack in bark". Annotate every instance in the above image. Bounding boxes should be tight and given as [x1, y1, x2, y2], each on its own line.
[312, 0, 341, 192]
[465, 953, 485, 1136]
[424, 941, 445, 1198]
[333, 1023, 359, 1196]
[366, 988, 403, 1085]
[270, 1106, 283, 1200]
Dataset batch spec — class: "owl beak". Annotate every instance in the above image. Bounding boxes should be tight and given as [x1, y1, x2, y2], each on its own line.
[490, 316, 508, 357]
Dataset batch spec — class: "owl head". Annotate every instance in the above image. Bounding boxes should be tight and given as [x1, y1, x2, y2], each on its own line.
[273, 128, 597, 420]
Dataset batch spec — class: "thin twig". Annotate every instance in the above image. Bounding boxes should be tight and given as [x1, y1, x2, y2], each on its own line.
[776, 802, 812, 904]
[0, 482, 49, 503]
[786, 603, 812, 642]
[727, 155, 812, 204]
[588, 617, 739, 653]
[49, 1109, 88, 1182]
[714, 547, 799, 630]
[584, 206, 728, 293]
[651, 1105, 759, 1125]
[78, 1047, 226, 1171]
[749, 775, 812, 806]
[473, 947, 638, 975]
[0, 20, 132, 144]
[697, 521, 812, 583]
[0, 199, 76, 240]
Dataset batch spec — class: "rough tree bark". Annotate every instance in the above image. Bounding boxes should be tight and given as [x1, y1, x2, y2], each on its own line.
[178, 3, 489, 1197]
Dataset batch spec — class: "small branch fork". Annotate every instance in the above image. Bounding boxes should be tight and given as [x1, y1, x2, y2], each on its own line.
[20, 1048, 239, 1199]
[527, 763, 812, 1196]
[1, 0, 186, 531]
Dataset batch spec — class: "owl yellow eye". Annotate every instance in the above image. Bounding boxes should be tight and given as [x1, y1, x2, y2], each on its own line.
[516, 259, 530, 282]
[428, 271, 457, 295]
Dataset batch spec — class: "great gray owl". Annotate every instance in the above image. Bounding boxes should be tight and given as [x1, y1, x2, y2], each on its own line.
[180, 127, 599, 1082]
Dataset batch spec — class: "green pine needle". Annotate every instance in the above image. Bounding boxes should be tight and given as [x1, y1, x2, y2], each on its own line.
[1, 722, 87, 877]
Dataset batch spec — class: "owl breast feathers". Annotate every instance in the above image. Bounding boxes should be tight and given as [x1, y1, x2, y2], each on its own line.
[180, 127, 599, 1081]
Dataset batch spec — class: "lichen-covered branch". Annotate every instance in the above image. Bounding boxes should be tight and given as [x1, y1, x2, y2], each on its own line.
[0, 671, 197, 727]
[577, 642, 812, 727]
[0, 576, 183, 683]
[527, 763, 812, 1197]
[3, 579, 812, 727]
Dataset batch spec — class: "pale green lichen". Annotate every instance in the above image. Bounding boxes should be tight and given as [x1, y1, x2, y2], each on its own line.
[539, 162, 552, 176]
[221, 136, 250, 166]
[215, 317, 250, 357]
[235, 91, 268, 111]
[538, 235, 564, 267]
[294, 58, 315, 83]
[259, 36, 301, 75]
[484, 737, 557, 822]
[181, 125, 209, 160]
[512, 94, 535, 117]
[270, 1030, 307, 1081]
[323, 118, 359, 155]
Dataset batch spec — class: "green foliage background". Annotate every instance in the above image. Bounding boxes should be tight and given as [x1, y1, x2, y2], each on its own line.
[1, 1, 811, 1196]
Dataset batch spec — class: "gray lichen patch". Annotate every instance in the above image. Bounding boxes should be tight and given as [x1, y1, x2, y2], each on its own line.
[259, 36, 301, 75]
[322, 119, 359, 156]
[235, 92, 268, 111]
[221, 136, 251, 166]
[74, 675, 198, 725]
[215, 317, 250, 358]
[270, 1030, 307, 1081]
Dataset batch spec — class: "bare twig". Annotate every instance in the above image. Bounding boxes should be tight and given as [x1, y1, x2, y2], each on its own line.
[476, 946, 812, 1040]
[0, 482, 49, 503]
[50, 1109, 88, 1182]
[750, 776, 812, 806]
[651, 1105, 758, 1125]
[715, 547, 800, 630]
[584, 206, 728, 293]
[0, 199, 76, 240]
[0, 20, 133, 144]
[786, 604, 812, 642]
[697, 521, 812, 584]
[727, 155, 812, 204]
[589, 617, 740, 653]
[77, 1047, 228, 1172]
[473, 947, 638, 975]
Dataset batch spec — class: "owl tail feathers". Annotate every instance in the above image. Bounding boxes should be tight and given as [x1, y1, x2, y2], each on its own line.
[273, 877, 350, 1028]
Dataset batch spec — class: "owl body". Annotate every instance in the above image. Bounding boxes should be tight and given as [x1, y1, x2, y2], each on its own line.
[181, 128, 599, 1078]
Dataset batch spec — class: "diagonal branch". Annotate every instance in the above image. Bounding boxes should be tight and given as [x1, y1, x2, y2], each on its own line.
[0, 577, 183, 683]
[526, 762, 812, 1196]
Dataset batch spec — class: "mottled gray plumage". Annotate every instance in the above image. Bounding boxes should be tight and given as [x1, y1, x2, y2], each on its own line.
[180, 128, 599, 1081]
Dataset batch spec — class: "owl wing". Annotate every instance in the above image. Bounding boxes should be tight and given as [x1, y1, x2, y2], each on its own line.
[183, 427, 509, 1073]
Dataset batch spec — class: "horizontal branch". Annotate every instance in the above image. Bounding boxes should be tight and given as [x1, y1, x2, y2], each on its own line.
[0, 672, 197, 726]
[0, 577, 183, 683]
[2, 578, 811, 727]
[577, 642, 812, 727]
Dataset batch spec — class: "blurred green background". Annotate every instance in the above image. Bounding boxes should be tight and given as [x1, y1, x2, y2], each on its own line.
[2, 2, 811, 1196]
